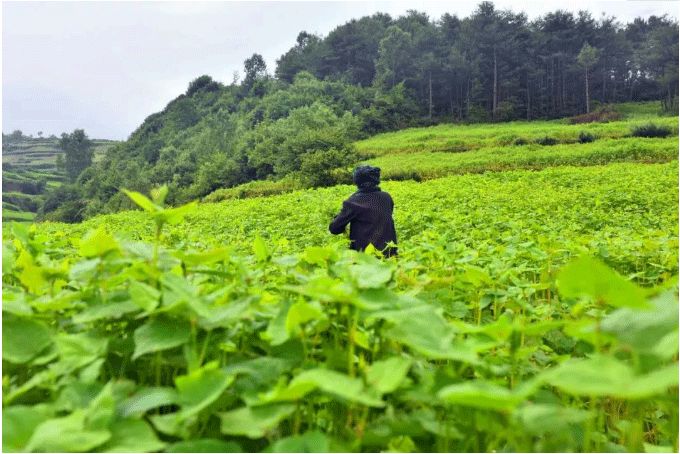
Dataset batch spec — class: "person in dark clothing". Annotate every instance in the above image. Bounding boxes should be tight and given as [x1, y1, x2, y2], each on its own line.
[329, 165, 398, 257]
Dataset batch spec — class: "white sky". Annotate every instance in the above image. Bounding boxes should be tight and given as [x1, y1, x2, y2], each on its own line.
[3, 1, 679, 140]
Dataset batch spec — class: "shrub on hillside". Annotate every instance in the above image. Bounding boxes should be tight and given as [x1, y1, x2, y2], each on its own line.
[578, 132, 596, 143]
[568, 107, 622, 124]
[300, 147, 357, 187]
[536, 136, 558, 146]
[382, 170, 423, 182]
[203, 178, 301, 202]
[631, 123, 672, 138]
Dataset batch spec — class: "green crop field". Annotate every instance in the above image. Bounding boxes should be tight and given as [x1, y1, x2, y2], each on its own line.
[354, 102, 677, 157]
[3, 103, 678, 453]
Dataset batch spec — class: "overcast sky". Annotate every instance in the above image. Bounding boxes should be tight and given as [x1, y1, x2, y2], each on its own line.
[3, 1, 678, 140]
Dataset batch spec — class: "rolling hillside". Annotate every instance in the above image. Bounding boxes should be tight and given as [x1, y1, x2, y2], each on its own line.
[2, 135, 116, 222]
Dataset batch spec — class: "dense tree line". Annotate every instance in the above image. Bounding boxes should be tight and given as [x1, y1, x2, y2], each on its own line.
[278, 3, 678, 120]
[39, 3, 678, 222]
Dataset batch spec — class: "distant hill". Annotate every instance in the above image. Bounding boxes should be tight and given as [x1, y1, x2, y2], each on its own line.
[2, 135, 116, 222]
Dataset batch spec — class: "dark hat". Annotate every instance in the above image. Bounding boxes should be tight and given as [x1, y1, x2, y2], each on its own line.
[353, 165, 381, 188]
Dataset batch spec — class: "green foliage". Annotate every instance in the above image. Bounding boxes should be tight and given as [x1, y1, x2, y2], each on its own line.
[631, 123, 673, 138]
[578, 131, 596, 143]
[59, 129, 94, 182]
[536, 136, 558, 146]
[3, 159, 677, 451]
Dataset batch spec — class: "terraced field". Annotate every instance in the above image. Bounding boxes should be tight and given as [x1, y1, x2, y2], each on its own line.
[2, 137, 115, 222]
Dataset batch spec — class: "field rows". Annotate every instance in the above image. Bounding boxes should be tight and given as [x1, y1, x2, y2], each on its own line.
[355, 113, 677, 157]
[366, 137, 677, 181]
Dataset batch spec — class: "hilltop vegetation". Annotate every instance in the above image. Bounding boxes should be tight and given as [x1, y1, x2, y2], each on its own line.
[37, 3, 678, 222]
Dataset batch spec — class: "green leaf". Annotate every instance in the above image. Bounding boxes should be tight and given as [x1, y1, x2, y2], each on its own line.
[286, 300, 326, 334]
[376, 306, 477, 363]
[161, 201, 198, 225]
[2, 316, 53, 363]
[175, 361, 235, 418]
[133, 316, 190, 360]
[557, 256, 648, 308]
[73, 300, 139, 324]
[463, 265, 493, 287]
[219, 403, 296, 438]
[269, 431, 330, 453]
[3, 242, 16, 275]
[167, 439, 242, 453]
[513, 404, 591, 435]
[366, 357, 412, 394]
[285, 368, 384, 407]
[541, 355, 679, 399]
[122, 189, 160, 213]
[119, 387, 179, 418]
[349, 261, 393, 288]
[263, 300, 292, 346]
[25, 410, 111, 453]
[16, 250, 47, 294]
[150, 185, 169, 206]
[302, 246, 335, 265]
[438, 381, 525, 411]
[85, 382, 116, 430]
[177, 248, 231, 266]
[253, 235, 270, 262]
[644, 443, 675, 453]
[99, 418, 166, 453]
[79, 227, 120, 258]
[1, 291, 33, 316]
[601, 288, 678, 354]
[2, 404, 54, 452]
[129, 281, 161, 312]
[56, 333, 108, 370]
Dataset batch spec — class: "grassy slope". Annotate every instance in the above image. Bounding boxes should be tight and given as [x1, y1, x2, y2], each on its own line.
[367, 137, 677, 180]
[203, 102, 677, 203]
[354, 102, 677, 156]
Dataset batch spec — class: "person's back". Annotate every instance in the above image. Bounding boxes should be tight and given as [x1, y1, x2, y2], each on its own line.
[329, 166, 397, 257]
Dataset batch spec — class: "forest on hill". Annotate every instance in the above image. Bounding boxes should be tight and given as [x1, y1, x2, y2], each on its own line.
[38, 2, 678, 222]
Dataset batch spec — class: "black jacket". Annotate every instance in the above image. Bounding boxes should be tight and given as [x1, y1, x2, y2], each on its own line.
[329, 187, 398, 256]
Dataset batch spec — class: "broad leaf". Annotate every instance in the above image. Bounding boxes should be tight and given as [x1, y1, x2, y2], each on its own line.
[56, 333, 108, 370]
[129, 281, 161, 312]
[2, 404, 54, 452]
[219, 403, 296, 438]
[175, 361, 235, 418]
[541, 355, 679, 399]
[3, 316, 53, 364]
[25, 410, 111, 453]
[167, 439, 242, 453]
[366, 356, 412, 394]
[119, 387, 179, 417]
[133, 316, 190, 360]
[73, 300, 139, 324]
[438, 381, 525, 411]
[557, 256, 648, 308]
[269, 430, 330, 453]
[99, 418, 166, 453]
[79, 227, 119, 258]
[122, 189, 160, 213]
